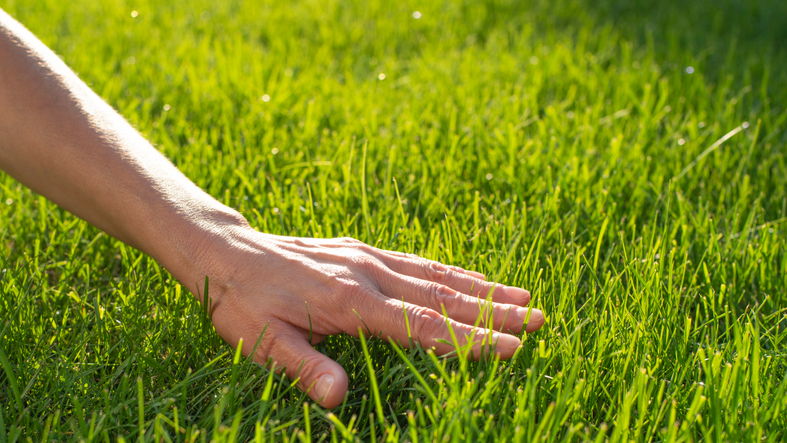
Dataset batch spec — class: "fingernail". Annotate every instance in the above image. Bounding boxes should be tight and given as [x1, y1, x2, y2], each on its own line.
[491, 332, 521, 351]
[505, 287, 531, 302]
[516, 308, 545, 332]
[314, 374, 335, 401]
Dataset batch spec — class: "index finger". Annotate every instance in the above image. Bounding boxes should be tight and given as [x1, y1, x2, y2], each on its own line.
[379, 252, 532, 305]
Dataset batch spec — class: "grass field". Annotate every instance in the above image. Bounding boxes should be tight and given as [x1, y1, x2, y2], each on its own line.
[1, 0, 787, 441]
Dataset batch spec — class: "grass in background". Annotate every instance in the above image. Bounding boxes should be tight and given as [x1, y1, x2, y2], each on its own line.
[1, 0, 786, 440]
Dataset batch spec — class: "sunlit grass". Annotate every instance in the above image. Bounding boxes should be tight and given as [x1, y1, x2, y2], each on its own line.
[1, 0, 786, 441]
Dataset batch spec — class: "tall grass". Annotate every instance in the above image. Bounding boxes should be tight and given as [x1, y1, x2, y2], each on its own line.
[1, 0, 786, 440]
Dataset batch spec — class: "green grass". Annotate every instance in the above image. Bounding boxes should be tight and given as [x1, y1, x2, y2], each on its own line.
[2, 0, 787, 440]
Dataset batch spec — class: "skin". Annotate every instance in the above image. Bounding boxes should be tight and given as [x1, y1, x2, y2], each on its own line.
[0, 10, 545, 408]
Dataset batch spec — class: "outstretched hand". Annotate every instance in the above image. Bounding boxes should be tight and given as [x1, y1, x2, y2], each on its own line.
[188, 225, 545, 408]
[0, 12, 545, 409]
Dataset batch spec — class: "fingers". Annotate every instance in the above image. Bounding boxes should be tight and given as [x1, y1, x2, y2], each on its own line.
[379, 253, 532, 306]
[374, 270, 545, 334]
[246, 321, 349, 408]
[357, 298, 523, 359]
[382, 250, 488, 281]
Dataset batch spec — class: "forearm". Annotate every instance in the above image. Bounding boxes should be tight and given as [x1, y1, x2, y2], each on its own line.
[0, 10, 245, 292]
[0, 9, 545, 409]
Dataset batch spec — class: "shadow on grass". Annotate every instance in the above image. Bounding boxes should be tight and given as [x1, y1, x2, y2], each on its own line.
[475, 0, 786, 87]
[582, 0, 787, 82]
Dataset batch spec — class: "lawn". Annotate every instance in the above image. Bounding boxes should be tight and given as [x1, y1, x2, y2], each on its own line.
[1, 0, 786, 441]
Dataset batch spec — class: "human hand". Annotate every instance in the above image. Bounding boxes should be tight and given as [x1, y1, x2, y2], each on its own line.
[178, 224, 545, 408]
[0, 8, 544, 410]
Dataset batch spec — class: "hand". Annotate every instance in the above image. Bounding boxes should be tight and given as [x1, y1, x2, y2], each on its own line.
[185, 223, 545, 408]
[0, 9, 546, 410]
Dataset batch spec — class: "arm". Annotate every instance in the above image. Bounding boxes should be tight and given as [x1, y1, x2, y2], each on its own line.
[0, 10, 544, 408]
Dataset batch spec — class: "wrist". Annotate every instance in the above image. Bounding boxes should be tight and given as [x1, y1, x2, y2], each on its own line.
[148, 200, 252, 300]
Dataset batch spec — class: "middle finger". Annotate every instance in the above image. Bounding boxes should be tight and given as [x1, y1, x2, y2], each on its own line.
[375, 268, 544, 334]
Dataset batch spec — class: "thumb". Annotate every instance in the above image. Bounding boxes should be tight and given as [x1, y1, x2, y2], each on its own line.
[268, 325, 349, 408]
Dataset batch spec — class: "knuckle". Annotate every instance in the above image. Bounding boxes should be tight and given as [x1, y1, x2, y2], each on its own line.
[469, 280, 492, 298]
[449, 265, 466, 273]
[426, 282, 452, 311]
[289, 354, 322, 381]
[328, 278, 378, 317]
[493, 304, 515, 323]
[331, 279, 379, 324]
[391, 251, 420, 261]
[334, 278, 364, 298]
[256, 326, 321, 382]
[424, 261, 450, 283]
[349, 253, 379, 272]
[251, 324, 283, 367]
[479, 302, 504, 328]
[339, 236, 363, 245]
[350, 241, 383, 261]
[409, 306, 446, 341]
[361, 246, 382, 262]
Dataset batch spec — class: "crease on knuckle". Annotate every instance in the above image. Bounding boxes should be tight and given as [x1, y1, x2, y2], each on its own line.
[338, 236, 361, 244]
[289, 354, 323, 384]
[350, 242, 385, 264]
[470, 280, 493, 298]
[408, 306, 446, 345]
[476, 301, 505, 329]
[426, 282, 453, 312]
[252, 325, 282, 367]
[424, 261, 451, 283]
[261, 328, 319, 381]
[493, 303, 516, 326]
[342, 237, 377, 256]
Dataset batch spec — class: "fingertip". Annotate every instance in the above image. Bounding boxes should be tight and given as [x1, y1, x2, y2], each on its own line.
[523, 309, 545, 333]
[492, 332, 522, 357]
[309, 365, 348, 409]
[271, 329, 349, 409]
[467, 331, 521, 360]
[501, 286, 531, 304]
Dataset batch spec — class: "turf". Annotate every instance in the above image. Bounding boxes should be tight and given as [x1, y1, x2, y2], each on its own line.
[1, 0, 786, 441]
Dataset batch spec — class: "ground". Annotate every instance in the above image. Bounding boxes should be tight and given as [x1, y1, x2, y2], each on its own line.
[1, 0, 786, 441]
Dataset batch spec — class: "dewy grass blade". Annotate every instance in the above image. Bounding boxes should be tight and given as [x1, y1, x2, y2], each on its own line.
[673, 125, 744, 181]
[593, 217, 609, 270]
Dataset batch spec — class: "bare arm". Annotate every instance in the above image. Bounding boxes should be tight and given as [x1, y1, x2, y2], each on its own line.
[0, 9, 544, 408]
[0, 9, 242, 273]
